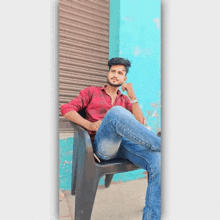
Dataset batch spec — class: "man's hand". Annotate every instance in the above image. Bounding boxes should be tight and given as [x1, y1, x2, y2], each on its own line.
[87, 120, 102, 131]
[121, 83, 136, 100]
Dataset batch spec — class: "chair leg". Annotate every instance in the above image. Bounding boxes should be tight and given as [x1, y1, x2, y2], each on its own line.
[71, 135, 79, 196]
[71, 148, 78, 195]
[105, 174, 114, 188]
[71, 161, 77, 195]
[74, 176, 100, 220]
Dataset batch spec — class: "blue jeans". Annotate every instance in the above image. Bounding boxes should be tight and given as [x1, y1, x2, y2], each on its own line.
[93, 106, 161, 220]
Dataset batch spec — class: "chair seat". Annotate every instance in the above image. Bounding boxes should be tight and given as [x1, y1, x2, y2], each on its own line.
[96, 158, 140, 174]
[98, 158, 136, 165]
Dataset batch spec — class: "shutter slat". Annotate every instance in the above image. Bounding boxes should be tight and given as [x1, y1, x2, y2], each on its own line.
[60, 32, 108, 49]
[60, 0, 109, 15]
[59, 19, 109, 37]
[59, 50, 108, 66]
[59, 13, 108, 32]
[59, 57, 108, 72]
[59, 64, 108, 77]
[59, 26, 109, 43]
[59, 5, 109, 25]
[59, 38, 108, 54]
[59, 78, 105, 88]
[59, 45, 109, 59]
[59, 71, 107, 82]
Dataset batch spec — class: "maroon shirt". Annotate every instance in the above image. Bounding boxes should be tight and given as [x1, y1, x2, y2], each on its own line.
[61, 85, 133, 142]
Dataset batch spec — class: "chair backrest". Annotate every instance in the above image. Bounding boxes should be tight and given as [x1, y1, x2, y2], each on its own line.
[78, 108, 86, 119]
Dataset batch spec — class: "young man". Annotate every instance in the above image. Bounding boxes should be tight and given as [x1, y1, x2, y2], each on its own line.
[61, 57, 161, 220]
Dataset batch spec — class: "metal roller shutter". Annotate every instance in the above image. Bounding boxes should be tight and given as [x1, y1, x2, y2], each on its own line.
[59, 0, 110, 133]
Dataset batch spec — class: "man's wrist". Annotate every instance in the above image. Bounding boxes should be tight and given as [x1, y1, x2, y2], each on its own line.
[130, 98, 138, 104]
[129, 94, 136, 100]
[83, 120, 92, 130]
[129, 93, 138, 103]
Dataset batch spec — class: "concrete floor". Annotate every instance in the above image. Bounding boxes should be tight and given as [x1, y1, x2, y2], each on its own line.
[59, 177, 148, 220]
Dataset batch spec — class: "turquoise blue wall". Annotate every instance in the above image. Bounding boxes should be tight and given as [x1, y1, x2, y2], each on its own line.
[109, 0, 161, 133]
[59, 0, 161, 191]
[109, 0, 120, 58]
[118, 0, 161, 133]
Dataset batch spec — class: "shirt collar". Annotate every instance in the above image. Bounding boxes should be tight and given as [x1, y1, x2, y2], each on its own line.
[101, 84, 123, 96]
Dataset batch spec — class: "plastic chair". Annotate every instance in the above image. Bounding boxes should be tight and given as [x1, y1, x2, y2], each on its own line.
[70, 109, 114, 195]
[70, 110, 140, 220]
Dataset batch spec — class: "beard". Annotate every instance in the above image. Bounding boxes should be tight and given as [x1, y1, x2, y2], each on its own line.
[107, 78, 123, 87]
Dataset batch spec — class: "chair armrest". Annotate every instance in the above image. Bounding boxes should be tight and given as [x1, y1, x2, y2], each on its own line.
[70, 121, 90, 140]
[70, 121, 95, 163]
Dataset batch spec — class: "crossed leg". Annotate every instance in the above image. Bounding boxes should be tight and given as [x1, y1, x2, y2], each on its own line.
[92, 106, 161, 220]
[93, 106, 161, 160]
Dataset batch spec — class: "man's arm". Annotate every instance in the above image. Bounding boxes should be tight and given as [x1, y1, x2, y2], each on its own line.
[130, 100, 145, 124]
[121, 83, 144, 124]
[64, 111, 102, 131]
[60, 87, 102, 131]
[64, 111, 90, 130]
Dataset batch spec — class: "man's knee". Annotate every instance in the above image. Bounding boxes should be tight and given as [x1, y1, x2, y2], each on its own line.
[109, 105, 125, 113]
[106, 106, 127, 117]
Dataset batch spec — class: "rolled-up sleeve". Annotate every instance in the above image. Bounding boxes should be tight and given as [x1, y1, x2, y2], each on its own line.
[60, 87, 92, 116]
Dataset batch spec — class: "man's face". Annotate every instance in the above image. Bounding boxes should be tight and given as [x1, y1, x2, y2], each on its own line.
[107, 65, 127, 87]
